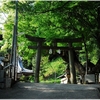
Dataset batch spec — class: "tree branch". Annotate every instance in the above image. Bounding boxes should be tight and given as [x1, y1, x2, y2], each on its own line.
[35, 2, 69, 14]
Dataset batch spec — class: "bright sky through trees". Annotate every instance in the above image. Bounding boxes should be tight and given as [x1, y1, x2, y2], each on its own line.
[0, 1, 7, 30]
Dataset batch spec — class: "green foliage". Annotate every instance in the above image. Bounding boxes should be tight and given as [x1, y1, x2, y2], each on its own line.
[39, 56, 66, 83]
[19, 75, 34, 83]
[41, 79, 61, 84]
[1, 1, 100, 82]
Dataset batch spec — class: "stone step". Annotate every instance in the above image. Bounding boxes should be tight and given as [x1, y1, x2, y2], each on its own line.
[0, 70, 12, 88]
[0, 78, 12, 88]
[5, 78, 12, 88]
[0, 70, 5, 78]
[0, 66, 3, 70]
[0, 83, 4, 88]
[0, 78, 5, 83]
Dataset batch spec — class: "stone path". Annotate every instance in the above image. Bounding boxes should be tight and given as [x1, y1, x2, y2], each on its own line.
[0, 82, 100, 99]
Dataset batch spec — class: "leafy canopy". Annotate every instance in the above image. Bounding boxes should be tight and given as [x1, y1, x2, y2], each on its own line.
[1, 1, 100, 64]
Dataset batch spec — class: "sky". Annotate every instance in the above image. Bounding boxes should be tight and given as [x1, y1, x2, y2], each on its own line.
[0, 1, 7, 30]
[0, 1, 4, 30]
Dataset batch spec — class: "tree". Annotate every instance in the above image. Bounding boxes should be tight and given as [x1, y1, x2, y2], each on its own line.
[1, 1, 100, 83]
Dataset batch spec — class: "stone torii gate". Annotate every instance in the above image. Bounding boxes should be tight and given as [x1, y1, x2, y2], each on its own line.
[25, 34, 83, 84]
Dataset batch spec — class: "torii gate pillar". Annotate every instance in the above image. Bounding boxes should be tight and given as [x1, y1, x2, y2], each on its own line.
[34, 42, 42, 83]
[68, 43, 77, 84]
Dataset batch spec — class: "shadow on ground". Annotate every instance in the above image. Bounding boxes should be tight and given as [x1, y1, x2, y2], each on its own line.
[0, 82, 100, 99]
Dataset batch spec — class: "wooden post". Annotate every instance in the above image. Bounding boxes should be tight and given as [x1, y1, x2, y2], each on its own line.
[11, 0, 18, 81]
[34, 42, 42, 83]
[53, 42, 57, 54]
[68, 43, 76, 84]
[0, 35, 3, 40]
